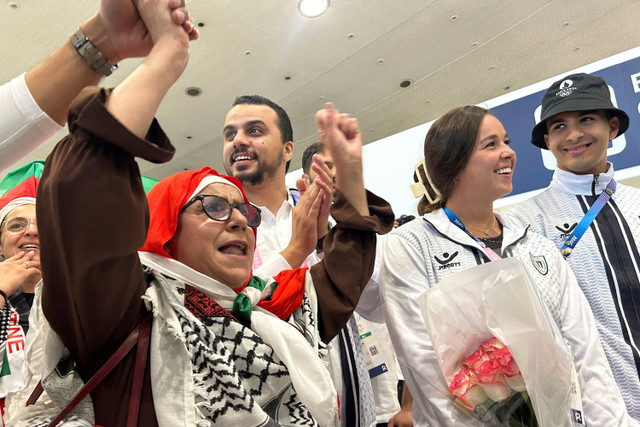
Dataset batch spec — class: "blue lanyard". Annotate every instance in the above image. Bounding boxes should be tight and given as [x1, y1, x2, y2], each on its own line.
[289, 189, 300, 206]
[560, 179, 616, 259]
[443, 207, 502, 261]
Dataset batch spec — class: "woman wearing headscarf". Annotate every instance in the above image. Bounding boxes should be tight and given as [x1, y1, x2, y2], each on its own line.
[0, 184, 41, 413]
[378, 106, 630, 426]
[31, 2, 392, 426]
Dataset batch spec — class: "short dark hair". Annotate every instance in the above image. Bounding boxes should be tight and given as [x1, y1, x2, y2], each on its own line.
[232, 95, 294, 172]
[301, 141, 325, 176]
[417, 105, 491, 215]
[396, 214, 415, 227]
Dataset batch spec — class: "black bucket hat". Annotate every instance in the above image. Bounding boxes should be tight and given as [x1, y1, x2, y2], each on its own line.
[531, 73, 629, 149]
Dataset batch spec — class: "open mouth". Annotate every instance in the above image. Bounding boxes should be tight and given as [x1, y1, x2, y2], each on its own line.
[232, 151, 257, 165]
[495, 167, 512, 175]
[19, 243, 40, 250]
[219, 242, 248, 256]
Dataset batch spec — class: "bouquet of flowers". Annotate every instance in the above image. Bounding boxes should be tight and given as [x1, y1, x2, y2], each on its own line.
[449, 337, 536, 426]
[419, 258, 576, 426]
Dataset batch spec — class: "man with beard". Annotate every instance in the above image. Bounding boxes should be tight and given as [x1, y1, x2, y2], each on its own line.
[223, 97, 379, 427]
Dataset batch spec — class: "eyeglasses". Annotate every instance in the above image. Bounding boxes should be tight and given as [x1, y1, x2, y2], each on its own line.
[1, 217, 38, 234]
[182, 195, 261, 228]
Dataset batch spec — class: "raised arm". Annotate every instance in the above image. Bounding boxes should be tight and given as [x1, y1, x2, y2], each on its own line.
[26, 0, 196, 126]
[0, 0, 196, 174]
[311, 103, 394, 341]
[36, 3, 190, 424]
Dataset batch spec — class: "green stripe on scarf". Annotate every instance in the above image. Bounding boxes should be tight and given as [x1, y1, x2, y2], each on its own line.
[233, 276, 277, 327]
[0, 348, 11, 377]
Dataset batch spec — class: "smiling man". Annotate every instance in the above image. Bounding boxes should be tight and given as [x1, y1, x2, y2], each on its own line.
[222, 97, 380, 427]
[507, 73, 640, 421]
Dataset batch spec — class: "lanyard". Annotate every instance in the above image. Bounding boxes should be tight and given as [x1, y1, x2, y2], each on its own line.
[290, 188, 300, 207]
[560, 179, 616, 259]
[443, 207, 502, 262]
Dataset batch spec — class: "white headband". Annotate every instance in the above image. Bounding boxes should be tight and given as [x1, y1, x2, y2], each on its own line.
[185, 175, 241, 209]
[0, 197, 36, 227]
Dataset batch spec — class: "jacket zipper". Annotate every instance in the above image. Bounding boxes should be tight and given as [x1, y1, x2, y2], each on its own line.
[591, 174, 599, 196]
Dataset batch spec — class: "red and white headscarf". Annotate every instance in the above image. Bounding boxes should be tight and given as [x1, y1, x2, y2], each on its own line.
[141, 167, 255, 258]
[141, 167, 305, 321]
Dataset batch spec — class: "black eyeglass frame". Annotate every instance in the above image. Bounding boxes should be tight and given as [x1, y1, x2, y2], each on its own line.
[181, 194, 262, 228]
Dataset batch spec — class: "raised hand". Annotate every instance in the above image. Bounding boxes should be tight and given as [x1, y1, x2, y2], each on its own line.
[0, 251, 41, 309]
[282, 173, 332, 268]
[315, 102, 368, 216]
[308, 155, 333, 238]
[91, 0, 198, 64]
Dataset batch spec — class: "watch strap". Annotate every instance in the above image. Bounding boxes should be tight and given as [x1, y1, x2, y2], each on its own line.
[69, 28, 118, 77]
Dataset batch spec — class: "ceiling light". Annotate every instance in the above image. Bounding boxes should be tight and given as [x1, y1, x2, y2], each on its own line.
[298, 0, 329, 18]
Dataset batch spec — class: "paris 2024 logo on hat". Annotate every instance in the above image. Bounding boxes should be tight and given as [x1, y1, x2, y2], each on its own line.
[531, 73, 630, 171]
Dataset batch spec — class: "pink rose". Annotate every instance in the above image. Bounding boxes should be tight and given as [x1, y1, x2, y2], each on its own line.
[480, 337, 506, 353]
[492, 347, 520, 376]
[463, 348, 491, 370]
[475, 359, 510, 401]
[449, 368, 488, 410]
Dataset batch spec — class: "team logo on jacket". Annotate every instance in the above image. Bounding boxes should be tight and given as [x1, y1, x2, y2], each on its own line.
[435, 251, 460, 270]
[555, 222, 577, 238]
[529, 253, 548, 275]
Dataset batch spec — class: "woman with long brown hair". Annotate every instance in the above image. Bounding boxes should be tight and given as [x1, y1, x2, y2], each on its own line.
[379, 105, 630, 425]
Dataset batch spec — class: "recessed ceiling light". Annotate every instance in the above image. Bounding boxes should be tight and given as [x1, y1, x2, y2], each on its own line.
[8, 2, 18, 8]
[400, 79, 413, 88]
[185, 87, 202, 96]
[377, 59, 384, 64]
[299, 0, 329, 18]
[197, 22, 205, 27]
[284, 76, 292, 81]
[449, 15, 458, 21]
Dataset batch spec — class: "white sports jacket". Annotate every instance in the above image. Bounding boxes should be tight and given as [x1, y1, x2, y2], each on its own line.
[379, 208, 631, 426]
[508, 163, 640, 421]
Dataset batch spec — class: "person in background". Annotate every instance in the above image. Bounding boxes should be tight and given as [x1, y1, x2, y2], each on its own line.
[302, 141, 413, 427]
[0, 0, 197, 174]
[507, 73, 640, 421]
[0, 190, 40, 422]
[379, 105, 630, 425]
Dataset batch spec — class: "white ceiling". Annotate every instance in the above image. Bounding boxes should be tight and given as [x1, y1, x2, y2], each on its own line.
[2, 0, 640, 181]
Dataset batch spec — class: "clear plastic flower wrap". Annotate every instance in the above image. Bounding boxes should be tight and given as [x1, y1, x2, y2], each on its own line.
[418, 257, 576, 426]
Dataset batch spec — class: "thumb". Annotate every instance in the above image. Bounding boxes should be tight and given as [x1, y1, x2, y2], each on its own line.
[296, 177, 308, 194]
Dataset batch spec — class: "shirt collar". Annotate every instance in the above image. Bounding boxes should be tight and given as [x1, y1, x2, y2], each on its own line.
[550, 162, 614, 195]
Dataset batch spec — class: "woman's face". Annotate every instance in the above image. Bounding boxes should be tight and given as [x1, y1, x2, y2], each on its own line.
[167, 183, 256, 289]
[0, 204, 39, 261]
[454, 114, 516, 202]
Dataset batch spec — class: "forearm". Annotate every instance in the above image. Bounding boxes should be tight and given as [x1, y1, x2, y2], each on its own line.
[38, 87, 174, 366]
[24, 15, 107, 125]
[334, 165, 368, 216]
[311, 190, 393, 341]
[106, 38, 188, 138]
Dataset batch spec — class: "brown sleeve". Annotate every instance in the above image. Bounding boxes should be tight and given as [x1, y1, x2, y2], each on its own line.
[310, 190, 394, 342]
[36, 87, 173, 425]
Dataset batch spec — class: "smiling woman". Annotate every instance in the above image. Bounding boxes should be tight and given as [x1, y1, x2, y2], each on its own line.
[379, 105, 631, 425]
[0, 192, 42, 412]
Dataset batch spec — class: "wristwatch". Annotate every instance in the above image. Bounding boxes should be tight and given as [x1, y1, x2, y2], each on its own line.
[69, 28, 118, 76]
